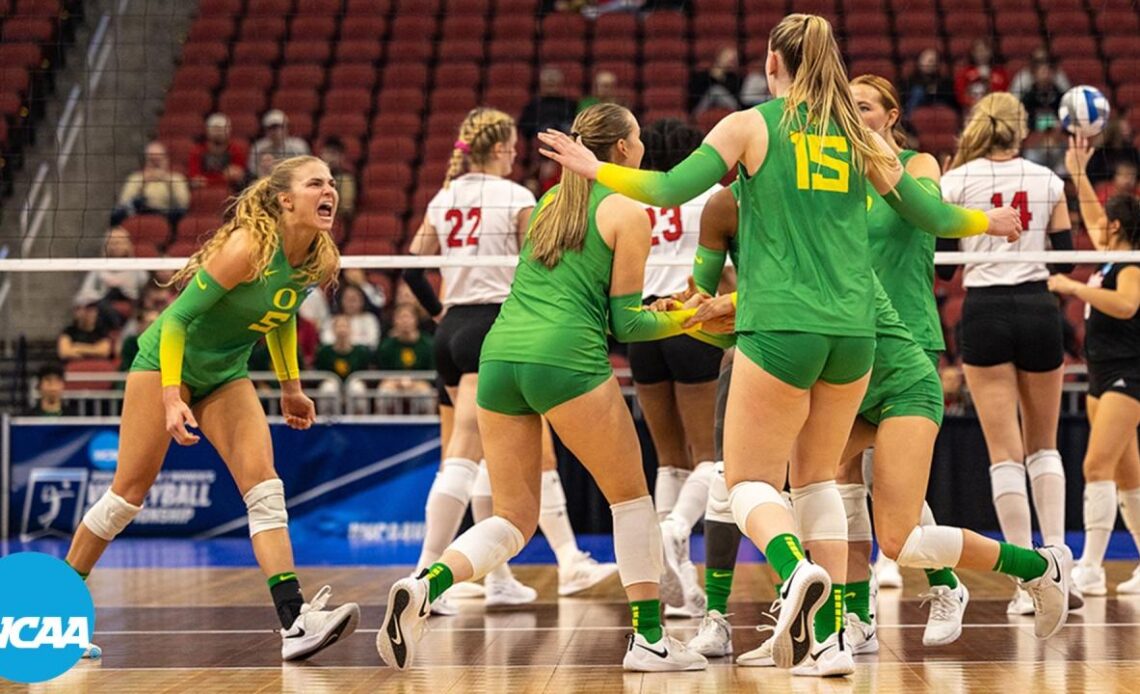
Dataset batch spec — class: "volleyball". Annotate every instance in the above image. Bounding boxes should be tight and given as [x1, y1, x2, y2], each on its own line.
[1059, 85, 1111, 138]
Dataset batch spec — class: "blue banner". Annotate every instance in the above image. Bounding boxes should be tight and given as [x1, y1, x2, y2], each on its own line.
[5, 420, 441, 542]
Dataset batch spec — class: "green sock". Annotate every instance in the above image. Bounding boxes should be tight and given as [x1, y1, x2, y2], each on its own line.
[764, 533, 806, 583]
[925, 567, 959, 589]
[425, 563, 454, 602]
[705, 568, 734, 614]
[845, 580, 872, 622]
[993, 543, 1048, 581]
[630, 599, 663, 643]
[814, 584, 845, 641]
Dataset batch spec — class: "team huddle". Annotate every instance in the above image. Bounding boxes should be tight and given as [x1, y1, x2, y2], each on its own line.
[55, 11, 1140, 678]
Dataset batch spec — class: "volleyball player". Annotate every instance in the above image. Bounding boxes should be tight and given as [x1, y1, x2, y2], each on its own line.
[1050, 135, 1140, 595]
[539, 14, 1022, 670]
[942, 92, 1075, 615]
[379, 103, 730, 672]
[64, 156, 360, 661]
[630, 118, 723, 615]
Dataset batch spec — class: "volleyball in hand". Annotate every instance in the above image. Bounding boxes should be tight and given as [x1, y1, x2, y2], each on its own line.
[1059, 85, 1110, 138]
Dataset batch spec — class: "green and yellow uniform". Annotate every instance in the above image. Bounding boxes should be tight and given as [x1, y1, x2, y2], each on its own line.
[132, 245, 309, 403]
[375, 334, 433, 371]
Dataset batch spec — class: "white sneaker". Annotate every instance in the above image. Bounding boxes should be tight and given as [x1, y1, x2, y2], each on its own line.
[558, 550, 618, 596]
[736, 606, 777, 667]
[430, 593, 458, 617]
[1072, 564, 1106, 596]
[665, 562, 706, 618]
[622, 631, 708, 672]
[791, 631, 855, 677]
[377, 577, 430, 670]
[767, 559, 831, 669]
[1020, 545, 1071, 639]
[874, 553, 903, 589]
[1007, 586, 1035, 615]
[659, 519, 689, 607]
[81, 642, 102, 659]
[920, 582, 969, 646]
[484, 574, 538, 607]
[1118, 564, 1140, 594]
[280, 585, 361, 662]
[1070, 583, 1086, 611]
[688, 610, 733, 657]
[446, 581, 486, 599]
[844, 612, 878, 655]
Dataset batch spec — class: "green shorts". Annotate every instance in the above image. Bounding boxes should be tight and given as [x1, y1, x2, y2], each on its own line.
[477, 360, 610, 415]
[859, 337, 944, 427]
[130, 348, 250, 406]
[736, 331, 875, 389]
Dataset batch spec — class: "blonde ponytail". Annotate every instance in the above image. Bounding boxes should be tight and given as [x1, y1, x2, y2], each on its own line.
[529, 103, 634, 268]
[771, 14, 897, 177]
[950, 92, 1028, 169]
[442, 107, 516, 188]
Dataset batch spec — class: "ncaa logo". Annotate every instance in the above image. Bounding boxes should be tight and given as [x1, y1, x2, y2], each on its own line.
[0, 553, 95, 683]
[87, 431, 120, 471]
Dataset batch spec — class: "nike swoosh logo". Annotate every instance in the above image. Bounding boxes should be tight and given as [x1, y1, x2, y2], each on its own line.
[712, 571, 732, 578]
[810, 644, 836, 661]
[195, 275, 208, 291]
[636, 642, 669, 658]
[284, 627, 306, 639]
[792, 615, 808, 646]
[695, 256, 705, 265]
[418, 592, 429, 619]
[264, 269, 278, 277]
[1051, 555, 1063, 584]
[882, 404, 895, 413]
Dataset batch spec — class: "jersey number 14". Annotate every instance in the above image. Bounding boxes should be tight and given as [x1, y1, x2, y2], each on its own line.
[990, 191, 1033, 229]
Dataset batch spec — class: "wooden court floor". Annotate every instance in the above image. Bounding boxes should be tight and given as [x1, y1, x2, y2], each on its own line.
[10, 563, 1140, 693]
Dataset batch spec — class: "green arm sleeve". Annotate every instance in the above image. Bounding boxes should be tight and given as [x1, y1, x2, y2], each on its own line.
[883, 173, 990, 239]
[597, 143, 729, 207]
[265, 314, 300, 382]
[608, 293, 736, 349]
[693, 245, 727, 295]
[159, 269, 228, 387]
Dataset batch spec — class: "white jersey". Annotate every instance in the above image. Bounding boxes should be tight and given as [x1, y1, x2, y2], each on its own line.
[942, 157, 1065, 288]
[426, 173, 536, 306]
[641, 183, 724, 297]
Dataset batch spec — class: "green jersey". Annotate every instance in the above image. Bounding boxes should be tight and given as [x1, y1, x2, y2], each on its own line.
[376, 334, 433, 371]
[317, 344, 375, 378]
[480, 183, 616, 374]
[866, 150, 945, 352]
[735, 98, 874, 337]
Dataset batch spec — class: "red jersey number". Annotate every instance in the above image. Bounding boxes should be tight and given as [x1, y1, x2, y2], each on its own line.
[990, 191, 1032, 229]
[445, 207, 482, 247]
[646, 207, 683, 246]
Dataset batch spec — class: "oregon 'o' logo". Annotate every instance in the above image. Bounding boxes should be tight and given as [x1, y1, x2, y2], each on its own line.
[273, 288, 298, 310]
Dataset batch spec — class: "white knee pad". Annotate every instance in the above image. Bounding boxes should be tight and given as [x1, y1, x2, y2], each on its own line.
[611, 496, 663, 587]
[729, 480, 788, 534]
[896, 525, 964, 569]
[433, 458, 479, 504]
[540, 469, 567, 513]
[705, 462, 734, 524]
[82, 490, 143, 541]
[838, 483, 872, 542]
[790, 481, 847, 543]
[1084, 480, 1118, 531]
[450, 516, 526, 580]
[473, 460, 492, 498]
[244, 478, 288, 537]
[861, 447, 875, 492]
[1026, 449, 1065, 482]
[990, 461, 1028, 501]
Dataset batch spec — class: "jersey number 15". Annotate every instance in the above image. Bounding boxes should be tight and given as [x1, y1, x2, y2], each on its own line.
[790, 133, 850, 193]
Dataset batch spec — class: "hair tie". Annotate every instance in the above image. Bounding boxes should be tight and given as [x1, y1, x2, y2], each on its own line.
[570, 131, 581, 141]
[454, 140, 471, 154]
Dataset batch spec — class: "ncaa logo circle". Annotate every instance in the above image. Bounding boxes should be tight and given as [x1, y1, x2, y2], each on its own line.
[0, 553, 95, 683]
[87, 431, 120, 471]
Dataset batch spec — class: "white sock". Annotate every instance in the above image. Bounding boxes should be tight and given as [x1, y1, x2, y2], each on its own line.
[665, 461, 715, 532]
[538, 469, 580, 567]
[471, 461, 512, 583]
[1081, 480, 1117, 568]
[655, 466, 689, 520]
[990, 461, 1033, 548]
[1119, 488, 1140, 554]
[1026, 449, 1067, 547]
[416, 458, 479, 572]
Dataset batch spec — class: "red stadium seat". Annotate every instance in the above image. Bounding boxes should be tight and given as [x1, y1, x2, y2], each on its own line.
[742, 10, 782, 39]
[642, 37, 687, 63]
[345, 0, 392, 15]
[278, 64, 325, 90]
[897, 36, 942, 62]
[228, 112, 261, 141]
[442, 14, 486, 39]
[436, 63, 480, 89]
[334, 38, 383, 64]
[231, 40, 279, 65]
[176, 215, 224, 243]
[893, 9, 938, 37]
[2, 18, 55, 43]
[180, 41, 230, 65]
[1104, 35, 1140, 59]
[391, 14, 436, 39]
[540, 61, 584, 97]
[495, 0, 538, 14]
[540, 38, 587, 64]
[383, 63, 429, 89]
[594, 13, 636, 38]
[943, 12, 990, 36]
[693, 13, 737, 42]
[696, 108, 732, 134]
[1095, 8, 1140, 35]
[483, 86, 529, 115]
[283, 40, 332, 64]
[163, 89, 213, 118]
[695, 39, 739, 66]
[1061, 59, 1105, 88]
[190, 186, 232, 215]
[1044, 10, 1091, 36]
[240, 16, 287, 42]
[328, 64, 377, 93]
[352, 212, 405, 238]
[849, 58, 897, 81]
[641, 86, 686, 113]
[485, 62, 533, 91]
[424, 135, 459, 164]
[363, 162, 413, 191]
[593, 38, 636, 63]
[368, 136, 418, 165]
[290, 15, 337, 41]
[395, 0, 441, 13]
[226, 65, 274, 91]
[644, 11, 688, 38]
[198, 0, 244, 15]
[1050, 35, 1098, 61]
[993, 11, 1040, 37]
[162, 137, 195, 170]
[296, 0, 343, 13]
[319, 113, 368, 139]
[343, 236, 397, 257]
[371, 112, 422, 138]
[271, 88, 321, 114]
[696, 0, 737, 13]
[158, 113, 205, 141]
[218, 88, 268, 115]
[909, 105, 960, 137]
[133, 241, 159, 258]
[440, 39, 487, 63]
[285, 111, 315, 141]
[592, 62, 636, 89]
[998, 35, 1045, 63]
[166, 239, 200, 258]
[1109, 59, 1140, 86]
[640, 61, 687, 90]
[541, 13, 585, 39]
[845, 11, 886, 37]
[845, 35, 893, 60]
[187, 17, 236, 43]
[387, 39, 435, 63]
[171, 65, 222, 92]
[340, 17, 387, 41]
[324, 88, 372, 114]
[247, 0, 293, 14]
[489, 38, 535, 62]
[449, 0, 491, 15]
[121, 215, 171, 247]
[66, 360, 118, 391]
[377, 88, 425, 114]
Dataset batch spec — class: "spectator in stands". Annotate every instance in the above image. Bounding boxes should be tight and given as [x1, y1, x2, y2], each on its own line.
[340, 268, 386, 313]
[1088, 111, 1140, 185]
[1020, 59, 1064, 132]
[75, 226, 150, 330]
[23, 363, 77, 417]
[188, 113, 248, 190]
[140, 282, 174, 313]
[58, 291, 113, 362]
[320, 284, 380, 347]
[578, 70, 620, 112]
[118, 307, 159, 371]
[318, 137, 357, 219]
[1097, 160, 1140, 204]
[393, 280, 436, 333]
[688, 45, 742, 115]
[315, 314, 373, 380]
[739, 60, 771, 107]
[953, 37, 1009, 110]
[518, 67, 578, 140]
[111, 141, 190, 227]
[1009, 46, 1070, 101]
[901, 48, 958, 116]
[249, 110, 310, 164]
[376, 303, 434, 400]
